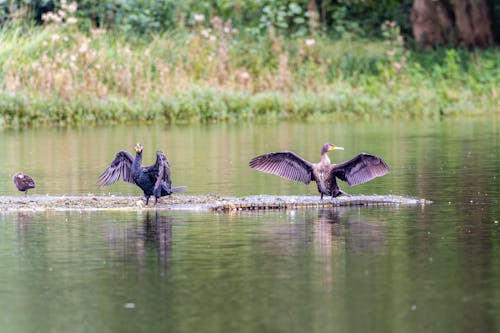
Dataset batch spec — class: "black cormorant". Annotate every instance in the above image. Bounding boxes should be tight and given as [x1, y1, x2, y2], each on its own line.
[98, 143, 185, 205]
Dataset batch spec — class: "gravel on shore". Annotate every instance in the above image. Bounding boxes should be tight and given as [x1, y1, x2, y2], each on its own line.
[0, 194, 431, 213]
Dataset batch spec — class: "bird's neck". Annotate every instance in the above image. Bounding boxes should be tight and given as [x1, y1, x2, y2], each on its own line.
[133, 152, 143, 170]
[320, 152, 331, 165]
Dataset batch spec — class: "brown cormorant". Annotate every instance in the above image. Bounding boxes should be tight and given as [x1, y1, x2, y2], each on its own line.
[249, 143, 389, 199]
[13, 172, 36, 196]
[98, 143, 186, 205]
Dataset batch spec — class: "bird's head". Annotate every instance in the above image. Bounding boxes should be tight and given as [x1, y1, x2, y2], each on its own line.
[134, 143, 144, 153]
[322, 143, 344, 155]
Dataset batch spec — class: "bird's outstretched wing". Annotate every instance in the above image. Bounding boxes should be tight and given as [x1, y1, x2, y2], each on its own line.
[97, 151, 135, 186]
[144, 151, 171, 197]
[331, 153, 389, 186]
[249, 151, 314, 184]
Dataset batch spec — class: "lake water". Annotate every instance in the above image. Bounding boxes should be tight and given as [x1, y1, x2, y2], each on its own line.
[0, 118, 499, 332]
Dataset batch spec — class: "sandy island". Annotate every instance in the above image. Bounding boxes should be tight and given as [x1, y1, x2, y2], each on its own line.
[0, 194, 431, 213]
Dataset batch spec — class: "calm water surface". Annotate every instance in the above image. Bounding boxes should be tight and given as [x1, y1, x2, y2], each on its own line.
[0, 119, 499, 332]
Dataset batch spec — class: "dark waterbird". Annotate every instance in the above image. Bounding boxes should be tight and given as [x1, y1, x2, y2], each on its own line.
[98, 143, 186, 206]
[13, 172, 36, 196]
[249, 143, 389, 199]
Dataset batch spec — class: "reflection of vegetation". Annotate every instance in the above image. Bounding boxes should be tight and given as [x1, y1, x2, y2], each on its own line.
[0, 2, 498, 127]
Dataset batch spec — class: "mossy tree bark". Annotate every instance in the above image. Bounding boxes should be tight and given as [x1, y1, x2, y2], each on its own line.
[410, 0, 454, 46]
[410, 0, 494, 48]
[453, 0, 493, 48]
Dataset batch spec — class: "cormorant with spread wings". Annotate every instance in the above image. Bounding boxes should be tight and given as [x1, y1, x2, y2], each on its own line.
[98, 143, 185, 205]
[249, 143, 389, 199]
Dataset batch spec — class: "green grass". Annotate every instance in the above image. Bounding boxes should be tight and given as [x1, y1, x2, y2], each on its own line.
[0, 21, 498, 128]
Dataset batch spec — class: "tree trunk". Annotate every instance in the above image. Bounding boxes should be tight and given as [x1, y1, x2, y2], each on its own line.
[410, 0, 454, 46]
[410, 0, 494, 48]
[454, 0, 493, 48]
[307, 0, 320, 32]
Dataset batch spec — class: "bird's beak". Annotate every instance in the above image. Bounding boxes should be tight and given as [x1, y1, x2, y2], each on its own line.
[329, 145, 344, 151]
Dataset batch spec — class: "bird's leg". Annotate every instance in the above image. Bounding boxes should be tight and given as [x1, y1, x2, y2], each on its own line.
[25, 191, 28, 198]
[154, 196, 158, 207]
[144, 195, 150, 206]
[320, 193, 324, 201]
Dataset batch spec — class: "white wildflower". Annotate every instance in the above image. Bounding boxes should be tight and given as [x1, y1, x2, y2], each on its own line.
[392, 62, 401, 71]
[67, 2, 78, 14]
[91, 29, 107, 37]
[79, 43, 88, 53]
[53, 15, 62, 24]
[201, 29, 210, 38]
[194, 14, 205, 22]
[239, 71, 250, 80]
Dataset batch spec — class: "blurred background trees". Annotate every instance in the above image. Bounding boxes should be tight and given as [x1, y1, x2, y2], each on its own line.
[410, 0, 494, 48]
[0, 0, 497, 47]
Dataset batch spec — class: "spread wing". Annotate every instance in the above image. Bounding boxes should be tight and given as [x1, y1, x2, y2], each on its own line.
[249, 151, 314, 184]
[331, 153, 389, 186]
[97, 151, 135, 186]
[144, 151, 171, 197]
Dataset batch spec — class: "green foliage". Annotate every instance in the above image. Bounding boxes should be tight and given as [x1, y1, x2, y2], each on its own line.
[330, 0, 414, 37]
[259, 1, 309, 36]
[0, 0, 419, 39]
[329, 5, 363, 39]
[2, 0, 498, 45]
[0, 13, 498, 128]
[111, 0, 178, 34]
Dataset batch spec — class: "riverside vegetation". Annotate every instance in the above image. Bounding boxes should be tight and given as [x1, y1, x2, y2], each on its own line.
[0, 3, 498, 128]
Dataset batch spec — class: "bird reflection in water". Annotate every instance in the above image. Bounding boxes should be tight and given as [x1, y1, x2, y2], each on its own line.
[314, 207, 388, 254]
[13, 211, 35, 239]
[311, 207, 388, 291]
[142, 210, 173, 268]
[314, 208, 344, 252]
[107, 211, 175, 278]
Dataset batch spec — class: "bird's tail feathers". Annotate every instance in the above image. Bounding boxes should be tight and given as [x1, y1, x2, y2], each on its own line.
[170, 186, 187, 193]
[160, 183, 187, 195]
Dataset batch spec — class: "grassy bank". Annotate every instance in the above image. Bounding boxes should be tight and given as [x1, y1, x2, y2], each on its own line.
[0, 18, 498, 127]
